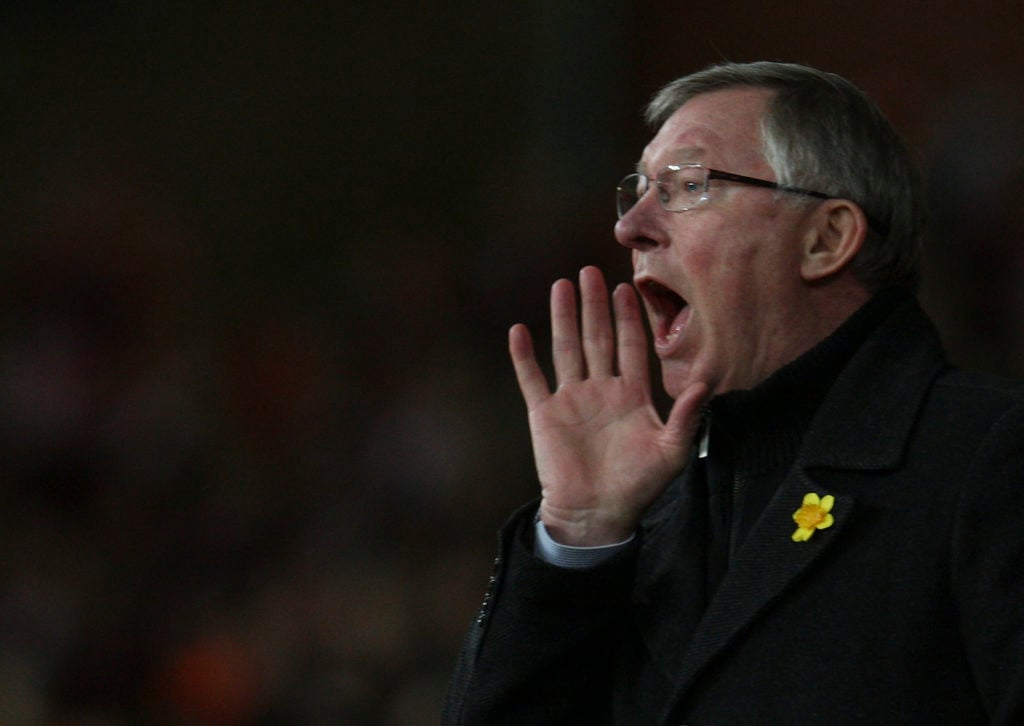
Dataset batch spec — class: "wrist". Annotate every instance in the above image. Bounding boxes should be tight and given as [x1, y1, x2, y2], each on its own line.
[538, 504, 638, 547]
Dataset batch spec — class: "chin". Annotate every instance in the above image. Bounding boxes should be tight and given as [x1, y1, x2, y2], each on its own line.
[660, 368, 694, 400]
[661, 360, 725, 400]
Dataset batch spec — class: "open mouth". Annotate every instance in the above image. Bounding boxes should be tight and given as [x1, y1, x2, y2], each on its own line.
[635, 277, 689, 347]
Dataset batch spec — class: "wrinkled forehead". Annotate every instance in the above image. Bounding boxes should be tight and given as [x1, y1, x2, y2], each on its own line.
[637, 88, 772, 176]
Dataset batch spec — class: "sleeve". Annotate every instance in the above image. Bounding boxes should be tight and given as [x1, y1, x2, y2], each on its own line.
[951, 399, 1024, 724]
[443, 501, 640, 725]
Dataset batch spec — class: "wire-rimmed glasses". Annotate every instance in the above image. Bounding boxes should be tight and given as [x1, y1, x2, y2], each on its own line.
[616, 163, 831, 219]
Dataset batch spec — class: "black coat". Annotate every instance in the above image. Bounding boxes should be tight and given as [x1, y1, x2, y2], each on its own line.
[444, 298, 1024, 725]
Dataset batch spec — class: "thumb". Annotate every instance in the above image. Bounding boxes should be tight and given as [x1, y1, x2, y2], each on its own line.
[663, 381, 710, 452]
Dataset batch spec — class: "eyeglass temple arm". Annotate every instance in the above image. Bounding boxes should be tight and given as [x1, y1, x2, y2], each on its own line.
[707, 169, 888, 235]
[706, 169, 830, 199]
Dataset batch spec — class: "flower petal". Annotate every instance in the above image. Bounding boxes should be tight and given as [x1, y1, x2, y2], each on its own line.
[817, 513, 835, 530]
[792, 527, 812, 542]
[802, 492, 820, 506]
[820, 494, 835, 512]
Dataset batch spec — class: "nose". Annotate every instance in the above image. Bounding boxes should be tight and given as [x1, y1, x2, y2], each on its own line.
[614, 191, 661, 252]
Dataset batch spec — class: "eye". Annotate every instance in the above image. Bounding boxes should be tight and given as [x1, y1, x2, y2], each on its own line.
[653, 165, 708, 211]
[674, 169, 705, 193]
[663, 166, 704, 195]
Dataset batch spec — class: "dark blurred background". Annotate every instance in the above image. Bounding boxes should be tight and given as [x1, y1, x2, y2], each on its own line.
[0, 2, 1021, 724]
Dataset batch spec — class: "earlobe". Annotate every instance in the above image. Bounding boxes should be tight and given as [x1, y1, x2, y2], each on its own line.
[800, 200, 867, 282]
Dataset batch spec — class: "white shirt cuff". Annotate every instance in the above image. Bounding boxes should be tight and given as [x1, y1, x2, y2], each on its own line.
[534, 519, 635, 569]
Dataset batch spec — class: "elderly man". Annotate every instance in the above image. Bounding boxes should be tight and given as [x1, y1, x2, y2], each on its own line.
[444, 62, 1024, 724]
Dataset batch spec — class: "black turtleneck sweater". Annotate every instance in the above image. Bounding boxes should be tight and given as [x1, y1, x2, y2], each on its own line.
[701, 289, 904, 597]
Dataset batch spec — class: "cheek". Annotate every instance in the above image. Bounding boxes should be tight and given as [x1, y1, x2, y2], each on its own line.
[693, 251, 781, 353]
[688, 244, 750, 311]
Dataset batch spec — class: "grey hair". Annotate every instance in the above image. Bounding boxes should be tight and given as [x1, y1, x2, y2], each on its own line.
[646, 61, 925, 292]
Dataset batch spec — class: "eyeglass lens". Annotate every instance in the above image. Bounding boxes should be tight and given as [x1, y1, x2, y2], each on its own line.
[616, 166, 709, 218]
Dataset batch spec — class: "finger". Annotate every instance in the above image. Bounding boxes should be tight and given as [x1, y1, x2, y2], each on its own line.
[612, 283, 650, 382]
[550, 278, 584, 385]
[509, 323, 552, 409]
[663, 381, 710, 451]
[579, 266, 614, 378]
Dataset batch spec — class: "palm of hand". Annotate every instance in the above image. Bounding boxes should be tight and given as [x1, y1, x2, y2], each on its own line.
[509, 267, 707, 546]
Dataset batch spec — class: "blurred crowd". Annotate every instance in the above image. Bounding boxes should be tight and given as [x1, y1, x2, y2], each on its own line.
[0, 161, 487, 724]
[0, 137, 625, 723]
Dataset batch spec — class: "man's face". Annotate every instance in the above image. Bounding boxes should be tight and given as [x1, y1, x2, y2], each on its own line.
[615, 87, 818, 398]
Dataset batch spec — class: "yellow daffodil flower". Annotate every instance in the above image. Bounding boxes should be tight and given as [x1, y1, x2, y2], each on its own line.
[791, 492, 835, 542]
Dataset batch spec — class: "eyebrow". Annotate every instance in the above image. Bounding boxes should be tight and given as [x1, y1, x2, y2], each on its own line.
[637, 147, 706, 174]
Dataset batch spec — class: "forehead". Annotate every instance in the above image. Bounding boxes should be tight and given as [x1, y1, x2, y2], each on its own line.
[638, 87, 774, 174]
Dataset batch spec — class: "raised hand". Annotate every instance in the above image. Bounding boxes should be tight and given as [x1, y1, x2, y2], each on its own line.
[509, 266, 708, 546]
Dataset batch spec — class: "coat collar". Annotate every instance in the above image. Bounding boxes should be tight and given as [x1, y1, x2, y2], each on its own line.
[799, 297, 946, 470]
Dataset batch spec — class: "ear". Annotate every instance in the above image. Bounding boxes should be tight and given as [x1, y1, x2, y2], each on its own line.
[799, 199, 868, 282]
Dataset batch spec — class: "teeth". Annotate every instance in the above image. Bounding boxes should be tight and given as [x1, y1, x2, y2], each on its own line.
[665, 315, 687, 342]
[636, 278, 687, 343]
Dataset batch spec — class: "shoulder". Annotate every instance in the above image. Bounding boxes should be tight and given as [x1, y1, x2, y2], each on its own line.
[910, 368, 1024, 491]
[925, 367, 1024, 430]
[934, 367, 1024, 396]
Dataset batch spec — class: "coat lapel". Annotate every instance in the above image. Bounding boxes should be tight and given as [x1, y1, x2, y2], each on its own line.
[663, 470, 854, 714]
